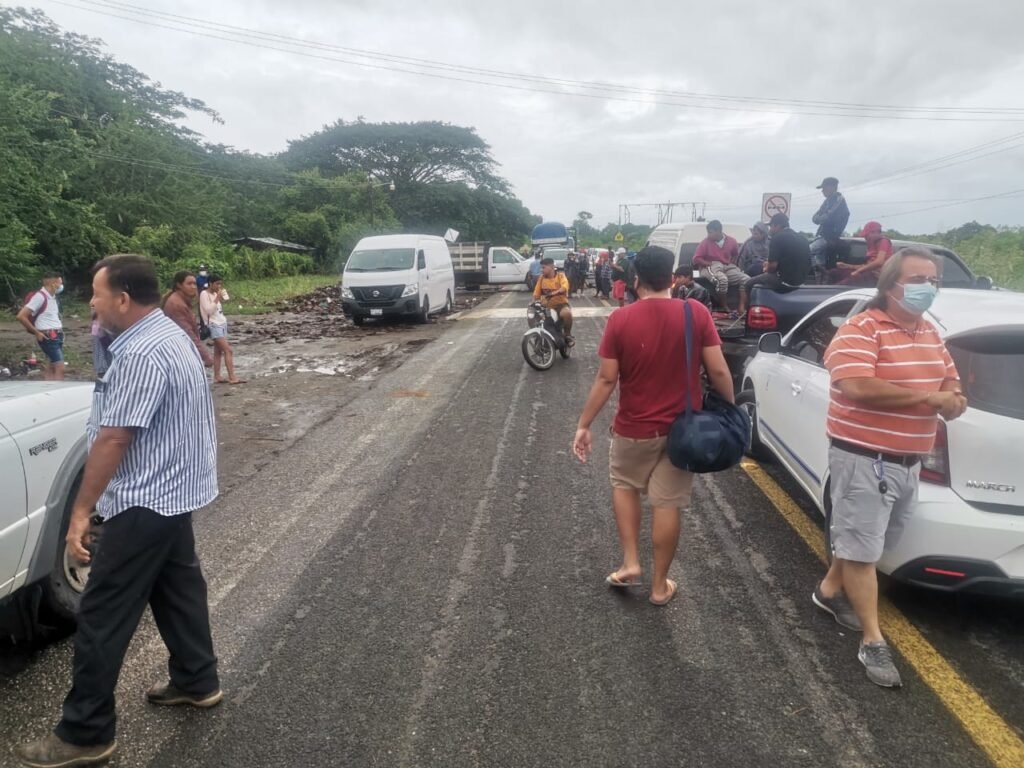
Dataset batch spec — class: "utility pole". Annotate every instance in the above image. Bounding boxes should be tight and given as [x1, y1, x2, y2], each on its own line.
[617, 201, 707, 225]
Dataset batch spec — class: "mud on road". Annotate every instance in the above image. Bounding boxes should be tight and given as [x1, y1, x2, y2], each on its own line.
[0, 285, 494, 498]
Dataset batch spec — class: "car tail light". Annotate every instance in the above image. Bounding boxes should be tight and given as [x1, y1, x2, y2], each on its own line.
[920, 421, 949, 486]
[747, 306, 778, 330]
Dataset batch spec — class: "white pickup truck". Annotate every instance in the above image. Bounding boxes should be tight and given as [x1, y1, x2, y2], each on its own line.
[449, 242, 531, 288]
[1, 381, 93, 635]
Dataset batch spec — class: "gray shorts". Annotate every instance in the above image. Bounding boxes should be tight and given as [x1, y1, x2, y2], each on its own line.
[209, 323, 228, 340]
[828, 446, 920, 564]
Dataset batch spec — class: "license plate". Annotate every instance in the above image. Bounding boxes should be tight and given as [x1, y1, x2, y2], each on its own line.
[370, 309, 383, 316]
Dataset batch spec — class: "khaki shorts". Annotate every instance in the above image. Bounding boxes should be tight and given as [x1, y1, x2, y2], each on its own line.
[828, 446, 920, 563]
[609, 431, 694, 509]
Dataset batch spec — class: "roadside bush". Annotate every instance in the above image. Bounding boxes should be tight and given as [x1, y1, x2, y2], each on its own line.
[158, 245, 314, 284]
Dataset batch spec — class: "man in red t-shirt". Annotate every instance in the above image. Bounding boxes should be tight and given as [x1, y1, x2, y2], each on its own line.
[831, 221, 893, 286]
[572, 246, 735, 606]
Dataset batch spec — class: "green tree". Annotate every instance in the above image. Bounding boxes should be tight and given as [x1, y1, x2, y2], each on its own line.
[283, 119, 508, 191]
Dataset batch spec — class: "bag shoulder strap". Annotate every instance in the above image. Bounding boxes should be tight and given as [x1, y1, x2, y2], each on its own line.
[682, 299, 694, 416]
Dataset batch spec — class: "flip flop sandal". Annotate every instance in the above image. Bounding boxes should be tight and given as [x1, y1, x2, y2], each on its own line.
[649, 579, 678, 606]
[605, 571, 642, 588]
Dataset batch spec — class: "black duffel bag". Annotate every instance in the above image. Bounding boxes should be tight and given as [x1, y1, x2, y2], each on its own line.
[667, 300, 751, 473]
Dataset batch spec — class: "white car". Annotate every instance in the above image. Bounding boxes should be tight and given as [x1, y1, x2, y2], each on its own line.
[740, 288, 1024, 594]
[0, 381, 94, 633]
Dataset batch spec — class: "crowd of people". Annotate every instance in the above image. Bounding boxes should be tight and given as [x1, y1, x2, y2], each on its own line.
[10, 181, 952, 764]
[15, 265, 244, 385]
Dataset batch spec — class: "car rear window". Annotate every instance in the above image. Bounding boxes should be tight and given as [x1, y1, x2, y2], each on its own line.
[947, 332, 1024, 420]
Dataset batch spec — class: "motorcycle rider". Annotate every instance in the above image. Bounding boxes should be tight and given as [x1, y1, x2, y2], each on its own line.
[533, 257, 574, 346]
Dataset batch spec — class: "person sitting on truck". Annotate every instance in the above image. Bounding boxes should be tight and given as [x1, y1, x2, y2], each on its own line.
[693, 220, 749, 315]
[534, 257, 574, 345]
[671, 266, 712, 307]
[829, 221, 893, 286]
[740, 213, 811, 306]
[738, 222, 770, 278]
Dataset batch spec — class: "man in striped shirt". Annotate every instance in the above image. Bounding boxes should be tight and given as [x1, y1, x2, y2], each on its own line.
[812, 247, 966, 689]
[18, 255, 221, 768]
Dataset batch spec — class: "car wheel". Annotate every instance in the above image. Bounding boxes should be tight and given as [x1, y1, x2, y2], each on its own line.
[352, 315, 366, 327]
[44, 474, 89, 622]
[417, 298, 430, 324]
[736, 389, 771, 461]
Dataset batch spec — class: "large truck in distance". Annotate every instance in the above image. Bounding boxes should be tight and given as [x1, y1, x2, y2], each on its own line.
[449, 242, 532, 289]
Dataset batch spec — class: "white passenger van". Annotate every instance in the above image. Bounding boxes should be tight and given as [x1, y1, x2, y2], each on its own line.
[340, 235, 456, 326]
[646, 222, 751, 269]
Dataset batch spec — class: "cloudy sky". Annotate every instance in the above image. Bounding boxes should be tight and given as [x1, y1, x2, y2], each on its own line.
[28, 0, 1024, 234]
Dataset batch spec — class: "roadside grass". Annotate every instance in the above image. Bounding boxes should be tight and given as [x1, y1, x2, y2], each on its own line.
[221, 274, 339, 315]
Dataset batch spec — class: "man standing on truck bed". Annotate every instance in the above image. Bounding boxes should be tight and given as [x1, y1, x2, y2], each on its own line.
[740, 213, 811, 307]
[811, 176, 851, 274]
[693, 220, 749, 316]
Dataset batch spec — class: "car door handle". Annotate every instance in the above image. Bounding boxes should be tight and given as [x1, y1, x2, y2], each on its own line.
[791, 383, 803, 396]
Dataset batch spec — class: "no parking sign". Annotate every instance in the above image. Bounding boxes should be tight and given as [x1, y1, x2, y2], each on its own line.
[761, 193, 791, 223]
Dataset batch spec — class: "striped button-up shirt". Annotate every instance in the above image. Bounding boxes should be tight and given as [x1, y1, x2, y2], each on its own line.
[88, 309, 218, 520]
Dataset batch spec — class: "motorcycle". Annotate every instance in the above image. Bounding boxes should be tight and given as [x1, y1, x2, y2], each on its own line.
[521, 300, 571, 371]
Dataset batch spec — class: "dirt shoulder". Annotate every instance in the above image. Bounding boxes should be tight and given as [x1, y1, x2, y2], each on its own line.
[0, 285, 498, 496]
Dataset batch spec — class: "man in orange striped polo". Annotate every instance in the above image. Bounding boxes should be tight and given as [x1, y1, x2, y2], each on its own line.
[813, 247, 967, 688]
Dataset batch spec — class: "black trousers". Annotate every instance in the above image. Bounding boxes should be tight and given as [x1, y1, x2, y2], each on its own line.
[56, 508, 218, 746]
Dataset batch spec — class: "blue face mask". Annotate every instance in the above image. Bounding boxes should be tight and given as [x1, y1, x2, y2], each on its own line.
[55, 284, 64, 295]
[897, 282, 937, 315]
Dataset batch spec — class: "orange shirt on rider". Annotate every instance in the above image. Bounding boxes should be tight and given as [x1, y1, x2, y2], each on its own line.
[534, 273, 570, 308]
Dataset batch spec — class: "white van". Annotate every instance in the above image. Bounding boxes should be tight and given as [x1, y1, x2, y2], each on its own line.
[646, 222, 751, 269]
[341, 235, 456, 326]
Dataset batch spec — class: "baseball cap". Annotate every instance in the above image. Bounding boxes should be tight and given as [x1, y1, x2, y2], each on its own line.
[816, 176, 839, 189]
[615, 247, 626, 255]
[857, 220, 883, 237]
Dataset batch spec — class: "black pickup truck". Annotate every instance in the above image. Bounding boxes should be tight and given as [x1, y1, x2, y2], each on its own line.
[712, 238, 993, 384]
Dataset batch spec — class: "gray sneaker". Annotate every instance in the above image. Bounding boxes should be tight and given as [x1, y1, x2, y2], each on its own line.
[858, 641, 903, 688]
[811, 582, 862, 631]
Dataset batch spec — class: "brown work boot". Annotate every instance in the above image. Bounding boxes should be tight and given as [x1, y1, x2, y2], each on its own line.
[14, 733, 116, 767]
[146, 681, 223, 708]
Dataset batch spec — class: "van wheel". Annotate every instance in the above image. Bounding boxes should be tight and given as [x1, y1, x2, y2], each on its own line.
[443, 291, 453, 315]
[352, 315, 365, 327]
[417, 298, 430, 324]
[44, 474, 89, 622]
[736, 389, 771, 461]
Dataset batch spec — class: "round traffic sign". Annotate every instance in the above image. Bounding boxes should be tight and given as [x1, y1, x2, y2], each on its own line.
[764, 195, 789, 218]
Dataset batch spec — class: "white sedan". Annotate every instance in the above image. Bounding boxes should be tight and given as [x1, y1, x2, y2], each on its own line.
[739, 288, 1024, 594]
[0, 381, 94, 634]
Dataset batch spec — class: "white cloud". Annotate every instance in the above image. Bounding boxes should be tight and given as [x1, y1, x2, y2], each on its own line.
[30, 0, 1024, 234]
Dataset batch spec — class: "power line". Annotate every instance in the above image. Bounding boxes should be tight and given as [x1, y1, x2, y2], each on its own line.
[39, 0, 1024, 123]
[79, 0, 1024, 118]
[792, 130, 1024, 202]
[864, 187, 1024, 221]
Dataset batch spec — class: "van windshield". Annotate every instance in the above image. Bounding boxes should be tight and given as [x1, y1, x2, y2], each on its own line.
[346, 248, 415, 272]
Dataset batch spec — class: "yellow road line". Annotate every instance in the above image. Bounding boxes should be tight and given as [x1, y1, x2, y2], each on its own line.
[740, 459, 1024, 768]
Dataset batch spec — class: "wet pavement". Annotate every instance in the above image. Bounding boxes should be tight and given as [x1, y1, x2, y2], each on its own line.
[1, 289, 1021, 767]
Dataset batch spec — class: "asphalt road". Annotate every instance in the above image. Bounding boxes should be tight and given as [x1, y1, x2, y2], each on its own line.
[2, 289, 1021, 768]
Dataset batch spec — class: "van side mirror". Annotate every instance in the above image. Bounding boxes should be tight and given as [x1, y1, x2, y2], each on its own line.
[417, 250, 426, 270]
[758, 332, 782, 354]
[974, 275, 994, 290]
